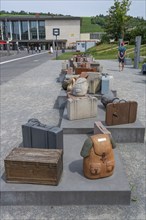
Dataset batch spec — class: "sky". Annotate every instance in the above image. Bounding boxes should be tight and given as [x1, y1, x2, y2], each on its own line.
[1, 0, 146, 19]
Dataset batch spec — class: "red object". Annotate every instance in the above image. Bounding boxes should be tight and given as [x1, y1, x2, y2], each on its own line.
[0, 40, 7, 45]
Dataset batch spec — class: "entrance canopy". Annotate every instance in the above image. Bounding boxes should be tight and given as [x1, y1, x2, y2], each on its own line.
[0, 40, 7, 45]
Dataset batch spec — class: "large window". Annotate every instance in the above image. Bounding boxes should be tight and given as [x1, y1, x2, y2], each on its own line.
[0, 21, 3, 40]
[12, 21, 20, 40]
[21, 21, 28, 40]
[38, 21, 45, 39]
[30, 21, 37, 39]
[2, 20, 11, 40]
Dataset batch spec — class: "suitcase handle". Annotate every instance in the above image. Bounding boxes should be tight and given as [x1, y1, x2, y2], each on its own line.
[119, 99, 127, 103]
[112, 98, 126, 104]
[112, 98, 120, 103]
[28, 118, 53, 129]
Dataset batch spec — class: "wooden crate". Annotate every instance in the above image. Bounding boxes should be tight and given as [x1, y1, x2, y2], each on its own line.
[4, 147, 63, 185]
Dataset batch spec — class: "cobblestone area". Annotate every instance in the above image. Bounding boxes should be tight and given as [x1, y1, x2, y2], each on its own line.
[1, 59, 146, 220]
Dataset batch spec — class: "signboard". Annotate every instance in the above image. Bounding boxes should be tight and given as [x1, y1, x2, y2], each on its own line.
[53, 28, 60, 36]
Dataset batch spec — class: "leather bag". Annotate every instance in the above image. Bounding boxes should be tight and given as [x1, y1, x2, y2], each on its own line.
[106, 100, 138, 125]
[80, 134, 115, 179]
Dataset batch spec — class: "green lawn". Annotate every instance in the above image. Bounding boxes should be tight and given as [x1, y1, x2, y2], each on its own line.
[56, 43, 146, 69]
[81, 17, 104, 33]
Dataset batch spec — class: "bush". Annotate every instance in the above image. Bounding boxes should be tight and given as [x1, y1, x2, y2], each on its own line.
[101, 34, 110, 43]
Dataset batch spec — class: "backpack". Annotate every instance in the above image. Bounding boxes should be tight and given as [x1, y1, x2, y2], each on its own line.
[80, 134, 115, 179]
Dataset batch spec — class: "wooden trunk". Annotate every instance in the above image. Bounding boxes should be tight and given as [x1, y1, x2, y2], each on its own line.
[4, 147, 63, 185]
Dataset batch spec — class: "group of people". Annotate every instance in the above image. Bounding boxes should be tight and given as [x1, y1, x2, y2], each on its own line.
[27, 46, 41, 54]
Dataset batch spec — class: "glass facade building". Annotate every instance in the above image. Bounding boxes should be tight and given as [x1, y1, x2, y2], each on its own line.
[1, 19, 46, 41]
[11, 21, 20, 40]
[38, 21, 45, 39]
[0, 15, 80, 50]
[29, 21, 37, 40]
[21, 21, 29, 40]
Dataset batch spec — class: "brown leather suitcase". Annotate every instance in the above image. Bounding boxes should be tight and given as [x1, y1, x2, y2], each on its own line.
[75, 67, 96, 75]
[105, 101, 138, 125]
[4, 147, 63, 185]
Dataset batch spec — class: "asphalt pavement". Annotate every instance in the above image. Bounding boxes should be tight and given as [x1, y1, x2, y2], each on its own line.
[0, 51, 146, 220]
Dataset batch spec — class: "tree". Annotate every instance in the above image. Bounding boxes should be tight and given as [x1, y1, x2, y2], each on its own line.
[105, 0, 131, 40]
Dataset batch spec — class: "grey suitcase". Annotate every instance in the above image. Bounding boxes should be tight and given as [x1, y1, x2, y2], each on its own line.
[22, 118, 63, 150]
[101, 74, 110, 95]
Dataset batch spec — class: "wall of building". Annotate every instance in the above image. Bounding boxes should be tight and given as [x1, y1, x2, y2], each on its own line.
[45, 20, 80, 47]
[80, 33, 90, 41]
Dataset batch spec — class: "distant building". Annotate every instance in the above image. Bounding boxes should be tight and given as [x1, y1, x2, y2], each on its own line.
[76, 40, 96, 52]
[0, 15, 81, 50]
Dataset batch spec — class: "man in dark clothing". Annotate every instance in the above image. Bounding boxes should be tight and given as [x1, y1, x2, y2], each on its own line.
[118, 42, 126, 71]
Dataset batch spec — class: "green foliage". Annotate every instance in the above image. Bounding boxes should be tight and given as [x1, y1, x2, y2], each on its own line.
[125, 17, 146, 44]
[80, 17, 104, 33]
[56, 43, 146, 63]
[91, 14, 108, 27]
[105, 0, 132, 40]
[0, 10, 65, 16]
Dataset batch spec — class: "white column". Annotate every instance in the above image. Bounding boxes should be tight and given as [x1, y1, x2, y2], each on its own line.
[1, 22, 4, 40]
[18, 21, 21, 40]
[9, 21, 12, 40]
[28, 21, 30, 40]
[36, 20, 39, 40]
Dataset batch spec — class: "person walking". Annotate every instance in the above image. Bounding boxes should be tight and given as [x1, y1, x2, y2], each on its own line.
[118, 42, 126, 71]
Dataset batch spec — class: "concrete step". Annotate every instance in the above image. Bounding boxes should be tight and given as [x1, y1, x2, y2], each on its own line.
[61, 103, 145, 143]
[0, 134, 131, 205]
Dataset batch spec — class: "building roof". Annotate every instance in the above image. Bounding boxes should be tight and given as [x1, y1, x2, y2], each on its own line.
[0, 15, 81, 21]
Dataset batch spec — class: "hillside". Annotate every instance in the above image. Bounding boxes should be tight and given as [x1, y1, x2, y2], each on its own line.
[80, 17, 104, 33]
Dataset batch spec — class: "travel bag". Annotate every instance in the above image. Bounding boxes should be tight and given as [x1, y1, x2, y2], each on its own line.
[80, 134, 115, 179]
[22, 118, 63, 149]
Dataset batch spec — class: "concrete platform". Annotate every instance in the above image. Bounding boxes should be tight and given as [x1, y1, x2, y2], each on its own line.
[61, 103, 145, 143]
[0, 134, 131, 205]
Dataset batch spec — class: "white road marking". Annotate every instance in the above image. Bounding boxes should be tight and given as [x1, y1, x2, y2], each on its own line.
[0, 51, 49, 65]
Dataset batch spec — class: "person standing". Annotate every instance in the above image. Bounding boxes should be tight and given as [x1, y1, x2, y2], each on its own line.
[38, 46, 41, 53]
[50, 46, 53, 54]
[118, 42, 126, 71]
[35, 46, 37, 53]
[27, 46, 30, 54]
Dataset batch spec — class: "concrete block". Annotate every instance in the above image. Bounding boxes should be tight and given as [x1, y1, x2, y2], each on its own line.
[67, 95, 98, 120]
[0, 134, 131, 205]
[59, 71, 66, 82]
[90, 62, 103, 72]
[87, 72, 102, 94]
[61, 102, 145, 143]
[125, 58, 132, 65]
[56, 89, 67, 109]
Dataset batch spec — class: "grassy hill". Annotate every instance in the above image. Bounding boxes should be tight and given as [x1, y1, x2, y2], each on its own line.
[81, 17, 104, 33]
